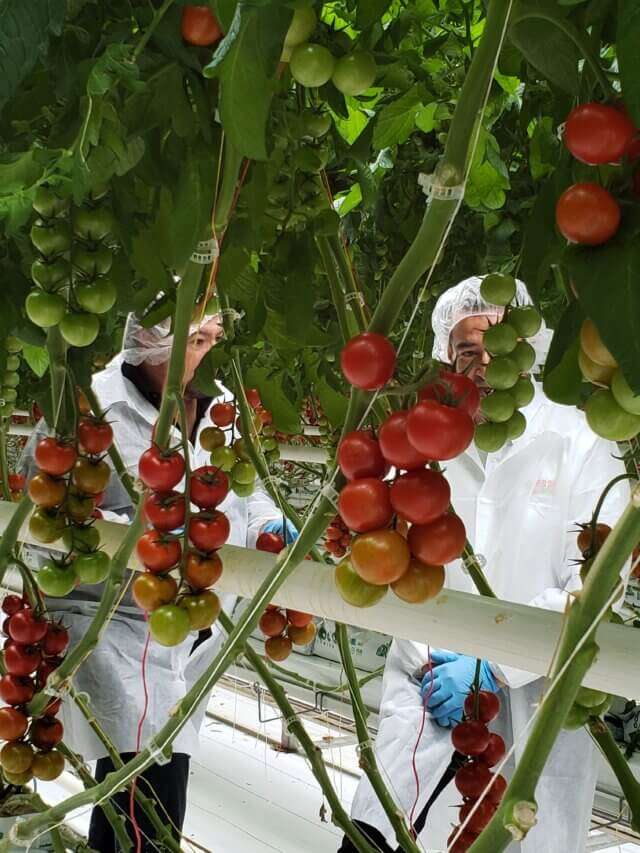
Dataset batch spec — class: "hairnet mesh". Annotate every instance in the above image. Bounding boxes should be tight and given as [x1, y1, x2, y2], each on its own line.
[120, 314, 208, 366]
[431, 275, 552, 367]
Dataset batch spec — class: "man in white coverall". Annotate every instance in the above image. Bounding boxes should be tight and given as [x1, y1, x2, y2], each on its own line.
[342, 276, 629, 853]
[22, 313, 292, 851]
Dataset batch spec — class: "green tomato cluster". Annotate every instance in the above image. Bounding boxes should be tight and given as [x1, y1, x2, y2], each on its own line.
[26, 186, 117, 349]
[36, 544, 110, 597]
[474, 274, 542, 454]
[0, 337, 23, 419]
[288, 26, 377, 97]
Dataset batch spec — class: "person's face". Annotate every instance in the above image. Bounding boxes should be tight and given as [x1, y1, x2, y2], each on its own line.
[448, 314, 500, 396]
[182, 316, 224, 390]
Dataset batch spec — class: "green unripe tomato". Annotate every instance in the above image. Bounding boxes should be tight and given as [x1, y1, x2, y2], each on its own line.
[483, 323, 518, 356]
[611, 368, 640, 415]
[210, 446, 237, 472]
[5, 338, 22, 354]
[480, 273, 516, 306]
[480, 390, 515, 423]
[284, 4, 316, 48]
[72, 244, 113, 278]
[261, 436, 278, 452]
[508, 306, 542, 338]
[1, 388, 17, 403]
[73, 206, 114, 242]
[231, 480, 255, 497]
[485, 356, 519, 390]
[505, 410, 527, 440]
[585, 390, 640, 441]
[31, 258, 70, 290]
[265, 448, 281, 464]
[5, 356, 20, 371]
[33, 186, 68, 219]
[331, 51, 377, 96]
[36, 561, 77, 597]
[2, 372, 19, 389]
[73, 550, 110, 584]
[290, 44, 335, 88]
[474, 421, 508, 452]
[75, 278, 117, 314]
[25, 291, 66, 328]
[149, 605, 191, 647]
[62, 525, 101, 554]
[511, 340, 536, 372]
[232, 438, 251, 462]
[299, 110, 332, 139]
[232, 461, 256, 485]
[511, 376, 535, 408]
[335, 558, 387, 608]
[31, 221, 72, 257]
[59, 312, 100, 347]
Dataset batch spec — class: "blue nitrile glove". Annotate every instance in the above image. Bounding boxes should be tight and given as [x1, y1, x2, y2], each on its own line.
[420, 651, 498, 728]
[262, 519, 299, 545]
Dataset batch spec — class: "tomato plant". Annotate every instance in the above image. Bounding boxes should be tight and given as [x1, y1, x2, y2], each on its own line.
[143, 491, 186, 532]
[188, 511, 230, 552]
[137, 531, 182, 573]
[139, 448, 185, 491]
[338, 478, 393, 533]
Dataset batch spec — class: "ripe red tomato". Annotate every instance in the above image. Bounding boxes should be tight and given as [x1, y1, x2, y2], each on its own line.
[454, 760, 492, 798]
[0, 707, 28, 740]
[136, 530, 182, 572]
[406, 400, 474, 461]
[564, 103, 636, 165]
[42, 623, 69, 657]
[139, 447, 185, 491]
[351, 529, 411, 585]
[210, 402, 236, 427]
[555, 183, 620, 245]
[0, 675, 35, 706]
[4, 642, 41, 676]
[459, 798, 497, 834]
[77, 418, 113, 454]
[577, 522, 611, 557]
[256, 407, 272, 426]
[132, 574, 178, 612]
[143, 491, 186, 532]
[184, 551, 222, 590]
[8, 474, 25, 492]
[188, 511, 230, 552]
[487, 773, 507, 804]
[181, 5, 223, 46]
[44, 697, 62, 717]
[463, 690, 500, 723]
[480, 733, 506, 768]
[389, 469, 450, 525]
[265, 635, 292, 661]
[190, 466, 229, 509]
[37, 656, 62, 688]
[452, 720, 491, 756]
[1, 596, 24, 616]
[286, 610, 313, 628]
[288, 622, 316, 646]
[256, 532, 285, 553]
[378, 411, 428, 470]
[245, 388, 261, 408]
[419, 370, 480, 419]
[338, 479, 393, 533]
[8, 610, 48, 645]
[259, 610, 287, 638]
[30, 716, 64, 750]
[340, 333, 396, 391]
[34, 438, 77, 476]
[337, 430, 388, 480]
[408, 513, 466, 565]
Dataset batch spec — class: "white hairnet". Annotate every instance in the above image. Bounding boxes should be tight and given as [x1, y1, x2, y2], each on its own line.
[431, 275, 552, 368]
[120, 314, 210, 366]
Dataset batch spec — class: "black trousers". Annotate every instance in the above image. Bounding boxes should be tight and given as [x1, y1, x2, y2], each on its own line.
[339, 820, 394, 852]
[88, 752, 190, 852]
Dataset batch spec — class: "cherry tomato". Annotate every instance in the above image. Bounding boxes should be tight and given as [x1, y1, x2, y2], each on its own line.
[74, 550, 110, 584]
[487, 773, 507, 804]
[78, 418, 113, 454]
[564, 103, 636, 165]
[286, 610, 313, 628]
[408, 513, 466, 565]
[459, 798, 497, 834]
[149, 605, 191, 647]
[454, 760, 492, 798]
[34, 438, 78, 477]
[577, 522, 611, 556]
[288, 622, 316, 646]
[7, 474, 25, 492]
[265, 635, 292, 662]
[0, 707, 28, 740]
[31, 749, 65, 781]
[0, 741, 34, 774]
[452, 720, 491, 756]
[181, 5, 223, 46]
[391, 560, 444, 604]
[480, 733, 506, 768]
[256, 532, 286, 553]
[210, 446, 237, 472]
[143, 491, 186, 532]
[290, 44, 335, 88]
[42, 623, 69, 657]
[179, 591, 221, 630]
[30, 717, 63, 750]
[335, 558, 388, 607]
[586, 390, 640, 441]
[65, 489, 96, 523]
[36, 561, 77, 597]
[132, 573, 178, 612]
[62, 523, 100, 554]
[378, 411, 428, 470]
[190, 466, 229, 509]
[4, 642, 41, 676]
[7, 610, 48, 645]
[184, 551, 223, 590]
[199, 426, 226, 452]
[555, 183, 620, 245]
[71, 458, 110, 495]
[340, 332, 396, 391]
[139, 447, 185, 491]
[44, 697, 62, 717]
[338, 479, 393, 533]
[259, 610, 287, 638]
[25, 291, 66, 328]
[0, 675, 35, 706]
[337, 430, 388, 480]
[331, 51, 376, 96]
[407, 400, 474, 461]
[351, 529, 410, 585]
[284, 5, 316, 48]
[245, 388, 261, 408]
[419, 370, 481, 419]
[210, 402, 236, 428]
[188, 511, 230, 552]
[463, 690, 500, 723]
[390, 469, 450, 525]
[2, 596, 24, 617]
[137, 531, 181, 573]
[59, 312, 100, 348]
[28, 472, 67, 508]
[448, 828, 478, 853]
[75, 279, 117, 314]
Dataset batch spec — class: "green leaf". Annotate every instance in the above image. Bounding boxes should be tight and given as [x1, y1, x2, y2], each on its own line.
[0, 0, 65, 114]
[372, 86, 424, 150]
[244, 365, 301, 434]
[192, 351, 225, 398]
[528, 117, 559, 180]
[542, 301, 584, 405]
[86, 44, 141, 97]
[510, 3, 580, 94]
[465, 132, 510, 211]
[415, 102, 437, 133]
[315, 375, 347, 428]
[336, 183, 362, 217]
[0, 150, 60, 196]
[617, 0, 640, 126]
[203, 2, 243, 77]
[566, 236, 640, 394]
[356, 0, 392, 28]
[21, 345, 49, 379]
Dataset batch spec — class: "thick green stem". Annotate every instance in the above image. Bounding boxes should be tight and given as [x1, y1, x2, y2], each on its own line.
[588, 717, 640, 833]
[0, 494, 33, 587]
[46, 327, 72, 436]
[213, 136, 244, 235]
[0, 424, 11, 502]
[132, 0, 176, 60]
[326, 234, 368, 332]
[316, 235, 359, 343]
[27, 501, 146, 717]
[336, 623, 421, 853]
[81, 384, 139, 505]
[219, 612, 379, 853]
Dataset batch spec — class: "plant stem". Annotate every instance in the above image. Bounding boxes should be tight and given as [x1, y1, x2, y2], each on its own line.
[80, 384, 139, 505]
[213, 136, 244, 235]
[218, 612, 379, 853]
[174, 392, 192, 580]
[132, 0, 176, 60]
[316, 235, 357, 343]
[336, 623, 421, 853]
[27, 501, 146, 717]
[587, 716, 640, 832]
[0, 423, 11, 502]
[0, 494, 33, 587]
[46, 327, 72, 436]
[264, 658, 384, 696]
[327, 234, 369, 332]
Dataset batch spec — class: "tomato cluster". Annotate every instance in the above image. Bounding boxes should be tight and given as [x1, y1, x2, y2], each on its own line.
[0, 336, 24, 421]
[0, 596, 67, 786]
[578, 319, 640, 442]
[27, 186, 117, 348]
[473, 274, 541, 453]
[324, 515, 351, 560]
[28, 419, 113, 595]
[449, 690, 506, 850]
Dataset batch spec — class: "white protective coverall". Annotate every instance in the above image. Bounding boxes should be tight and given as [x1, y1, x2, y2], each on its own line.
[350, 382, 630, 853]
[22, 352, 281, 760]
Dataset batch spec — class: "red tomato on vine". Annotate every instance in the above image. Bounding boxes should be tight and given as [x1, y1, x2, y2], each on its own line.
[555, 183, 620, 245]
[406, 400, 475, 461]
[419, 370, 480, 419]
[181, 5, 223, 46]
[340, 332, 396, 391]
[564, 102, 635, 165]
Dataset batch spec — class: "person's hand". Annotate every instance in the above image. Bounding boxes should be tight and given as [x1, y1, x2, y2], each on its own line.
[262, 519, 298, 544]
[420, 651, 498, 727]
